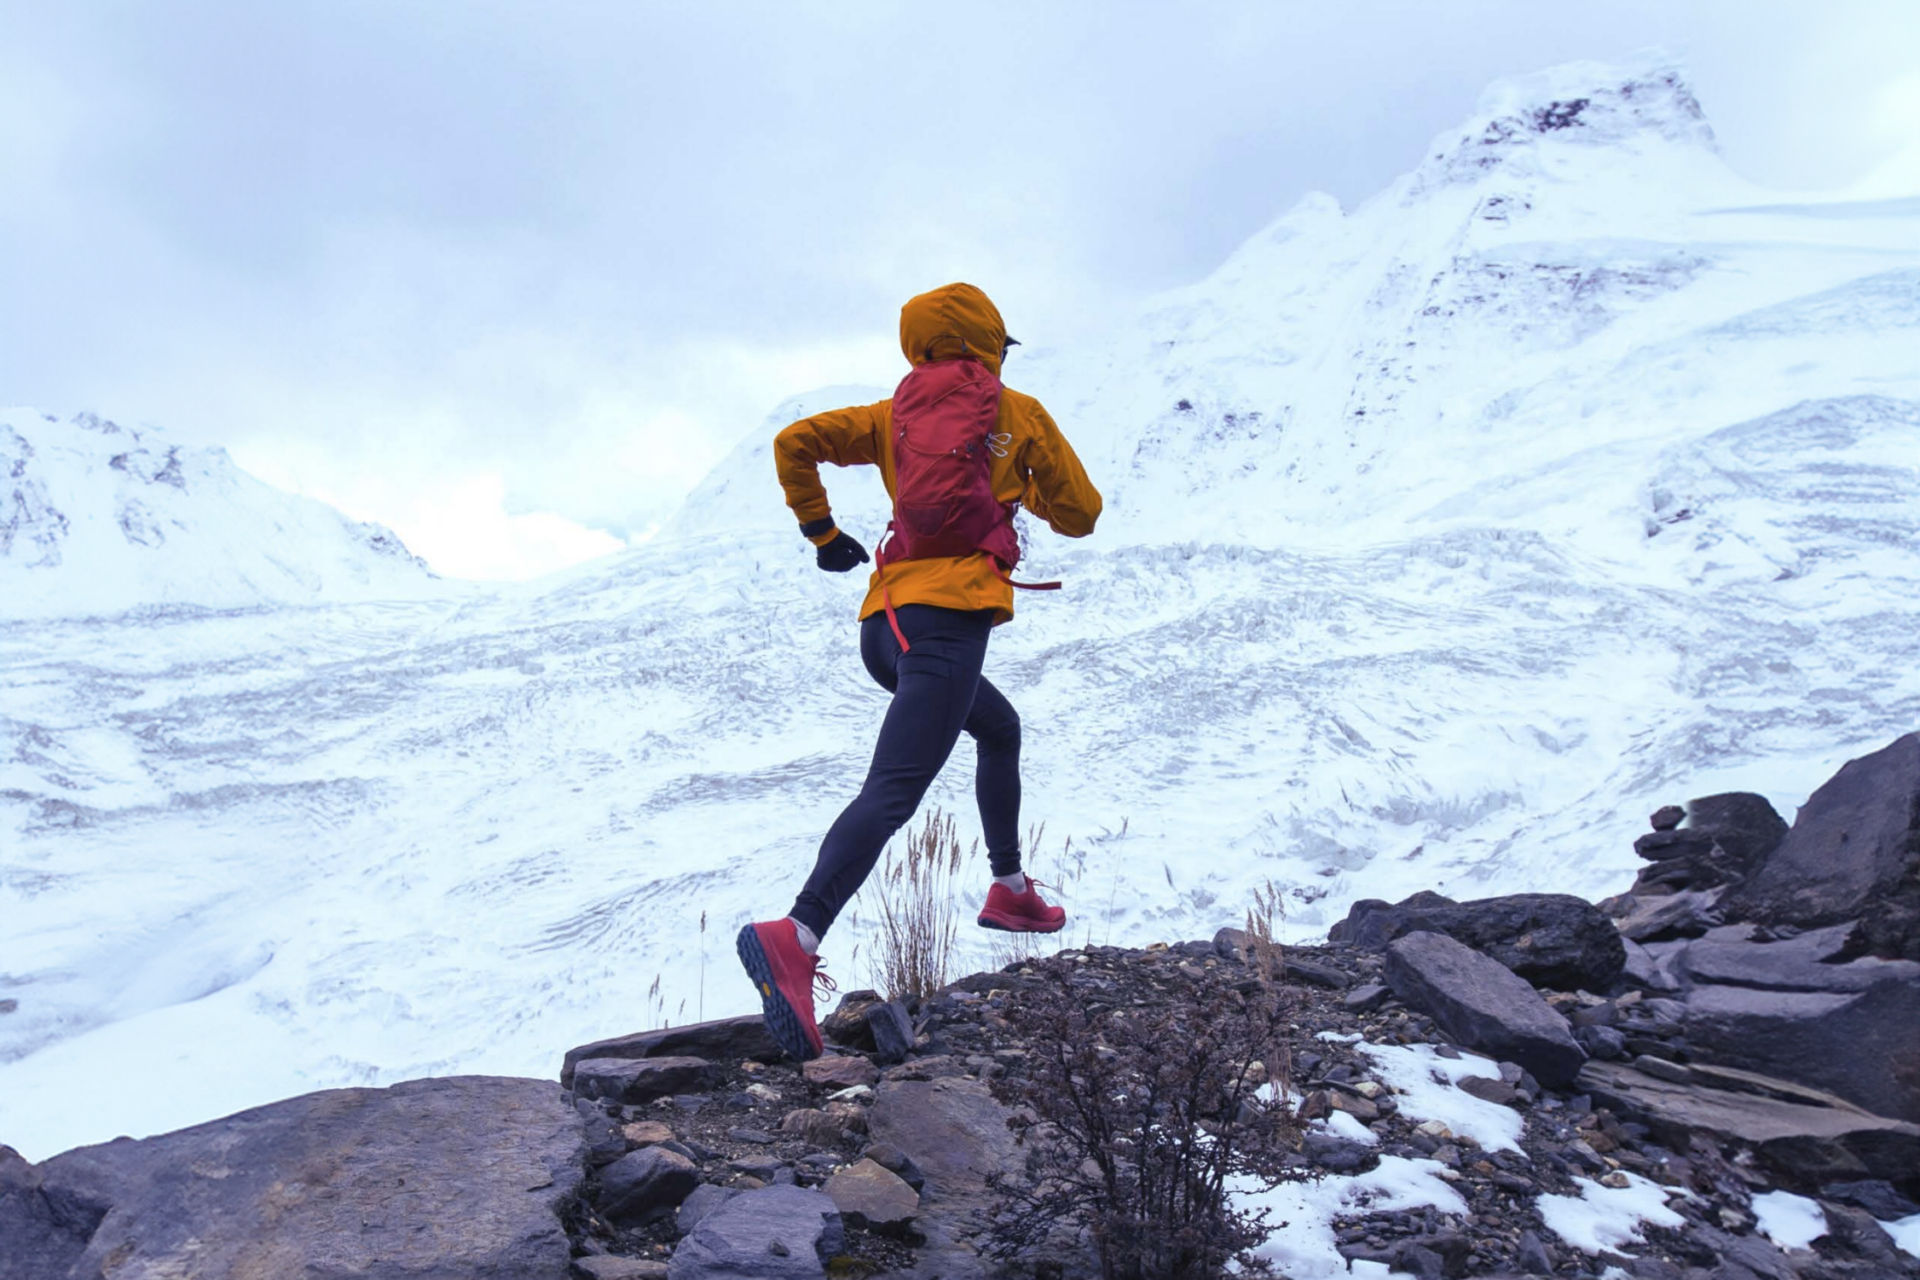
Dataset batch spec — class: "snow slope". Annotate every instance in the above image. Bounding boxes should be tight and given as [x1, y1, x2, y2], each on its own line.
[1, 409, 444, 618]
[3, 57, 1918, 1161]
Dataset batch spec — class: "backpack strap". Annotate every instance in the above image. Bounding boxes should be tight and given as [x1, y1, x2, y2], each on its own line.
[995, 566, 1062, 591]
[882, 588, 911, 653]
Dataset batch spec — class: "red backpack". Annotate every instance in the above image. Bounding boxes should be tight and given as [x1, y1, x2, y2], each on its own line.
[875, 357, 1058, 650]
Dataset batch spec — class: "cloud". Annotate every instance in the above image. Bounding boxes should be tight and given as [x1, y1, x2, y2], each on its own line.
[4, 0, 1917, 580]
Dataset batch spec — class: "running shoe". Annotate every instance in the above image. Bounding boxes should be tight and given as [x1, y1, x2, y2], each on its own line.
[976, 876, 1067, 933]
[736, 919, 834, 1061]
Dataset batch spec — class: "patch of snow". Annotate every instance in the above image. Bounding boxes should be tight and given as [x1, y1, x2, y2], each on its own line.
[1751, 1190, 1827, 1251]
[1355, 1042, 1524, 1153]
[1538, 1173, 1687, 1254]
[1232, 1156, 1466, 1278]
[1885, 1212, 1920, 1259]
[1316, 1109, 1378, 1145]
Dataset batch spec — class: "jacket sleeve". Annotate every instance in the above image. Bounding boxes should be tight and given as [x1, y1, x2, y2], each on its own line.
[1017, 400, 1102, 538]
[773, 402, 887, 544]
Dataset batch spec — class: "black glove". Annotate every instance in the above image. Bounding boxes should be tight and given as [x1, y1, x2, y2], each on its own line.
[815, 529, 870, 573]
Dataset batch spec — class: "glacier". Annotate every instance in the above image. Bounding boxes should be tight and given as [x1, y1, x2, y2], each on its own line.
[2, 58, 1917, 1162]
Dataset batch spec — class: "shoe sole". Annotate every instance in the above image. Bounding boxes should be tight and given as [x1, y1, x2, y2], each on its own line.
[977, 910, 1066, 934]
[735, 924, 820, 1062]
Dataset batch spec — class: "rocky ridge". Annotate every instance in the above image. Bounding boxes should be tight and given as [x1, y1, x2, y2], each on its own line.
[3, 737, 1917, 1278]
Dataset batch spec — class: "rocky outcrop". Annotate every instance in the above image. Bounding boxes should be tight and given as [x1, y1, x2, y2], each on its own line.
[562, 1016, 783, 1088]
[0, 1076, 585, 1280]
[665, 1185, 844, 1280]
[1382, 930, 1588, 1087]
[1332, 891, 1625, 989]
[1725, 732, 1920, 959]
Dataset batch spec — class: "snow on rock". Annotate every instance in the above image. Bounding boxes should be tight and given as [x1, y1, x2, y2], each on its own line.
[0, 409, 443, 619]
[1230, 1155, 1468, 1279]
[3, 56, 1919, 1160]
[1354, 1041, 1524, 1153]
[1751, 1189, 1828, 1252]
[1537, 1172, 1689, 1255]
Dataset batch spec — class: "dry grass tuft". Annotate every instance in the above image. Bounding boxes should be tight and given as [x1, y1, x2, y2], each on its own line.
[865, 808, 968, 1001]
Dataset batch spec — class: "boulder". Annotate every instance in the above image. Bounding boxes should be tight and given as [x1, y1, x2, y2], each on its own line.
[1724, 733, 1920, 959]
[1677, 922, 1920, 994]
[1332, 893, 1624, 990]
[1577, 1059, 1920, 1184]
[1383, 931, 1587, 1088]
[1613, 889, 1725, 943]
[1685, 792, 1790, 868]
[821, 991, 884, 1051]
[868, 1076, 1019, 1200]
[596, 1145, 698, 1227]
[573, 1056, 717, 1105]
[1683, 977, 1920, 1123]
[823, 1158, 920, 1233]
[0, 1076, 585, 1280]
[561, 1015, 783, 1086]
[666, 1185, 844, 1280]
[675, 1183, 741, 1236]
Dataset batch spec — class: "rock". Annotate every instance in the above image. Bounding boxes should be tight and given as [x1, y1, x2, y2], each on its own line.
[1283, 957, 1352, 990]
[1328, 890, 1456, 949]
[778, 1108, 847, 1146]
[623, 1120, 675, 1146]
[1725, 733, 1920, 959]
[821, 991, 883, 1050]
[666, 1184, 845, 1280]
[573, 1056, 717, 1105]
[858, 1142, 928, 1193]
[1344, 982, 1392, 1012]
[1686, 792, 1790, 868]
[0, 1077, 584, 1280]
[868, 1076, 1018, 1200]
[824, 1158, 920, 1232]
[803, 1056, 879, 1089]
[1651, 805, 1686, 831]
[1456, 1075, 1520, 1107]
[1634, 826, 1720, 862]
[1821, 1179, 1920, 1220]
[1574, 1025, 1626, 1060]
[562, 1015, 783, 1085]
[1683, 976, 1920, 1122]
[597, 1145, 699, 1227]
[1333, 892, 1625, 990]
[1615, 889, 1726, 942]
[677, 1183, 742, 1235]
[576, 1258, 671, 1280]
[1678, 922, 1920, 993]
[1577, 1059, 1920, 1183]
[867, 1000, 914, 1065]
[1383, 931, 1587, 1088]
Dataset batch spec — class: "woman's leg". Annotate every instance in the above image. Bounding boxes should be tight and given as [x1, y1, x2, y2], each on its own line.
[789, 606, 992, 940]
[964, 676, 1022, 877]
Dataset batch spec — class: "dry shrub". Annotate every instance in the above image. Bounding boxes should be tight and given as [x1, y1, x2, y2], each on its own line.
[986, 958, 1297, 1279]
[864, 808, 967, 1001]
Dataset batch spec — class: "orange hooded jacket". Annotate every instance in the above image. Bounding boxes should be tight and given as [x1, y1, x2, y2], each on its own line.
[774, 283, 1102, 625]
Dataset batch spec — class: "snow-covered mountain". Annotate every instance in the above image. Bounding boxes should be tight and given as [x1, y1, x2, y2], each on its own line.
[1, 409, 442, 618]
[4, 58, 1918, 1162]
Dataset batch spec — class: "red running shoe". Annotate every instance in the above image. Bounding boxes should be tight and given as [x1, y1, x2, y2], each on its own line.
[977, 876, 1067, 933]
[736, 919, 834, 1061]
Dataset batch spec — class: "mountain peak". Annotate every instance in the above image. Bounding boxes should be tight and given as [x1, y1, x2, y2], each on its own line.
[1416, 56, 1717, 190]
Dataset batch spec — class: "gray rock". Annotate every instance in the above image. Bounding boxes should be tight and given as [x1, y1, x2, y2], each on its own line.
[1615, 889, 1726, 943]
[2, 1076, 584, 1280]
[1820, 1179, 1920, 1220]
[868, 1076, 1019, 1200]
[1725, 732, 1920, 959]
[1679, 922, 1920, 993]
[1574, 1025, 1626, 1060]
[597, 1145, 699, 1227]
[573, 1056, 717, 1105]
[1578, 1058, 1920, 1183]
[1684, 977, 1920, 1122]
[823, 1158, 919, 1231]
[666, 1185, 844, 1280]
[1620, 939, 1685, 992]
[1334, 892, 1625, 990]
[1685, 792, 1790, 869]
[675, 1183, 741, 1236]
[1383, 931, 1587, 1087]
[1344, 983, 1392, 1012]
[561, 1015, 783, 1086]
[867, 1001, 914, 1065]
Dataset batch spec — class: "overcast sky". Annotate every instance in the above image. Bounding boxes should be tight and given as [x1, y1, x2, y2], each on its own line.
[4, 1, 1916, 579]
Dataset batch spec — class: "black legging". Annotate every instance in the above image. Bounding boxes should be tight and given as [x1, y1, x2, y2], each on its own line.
[790, 604, 1022, 940]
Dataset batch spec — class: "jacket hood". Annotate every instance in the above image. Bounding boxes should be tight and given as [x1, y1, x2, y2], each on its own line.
[899, 283, 1008, 378]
